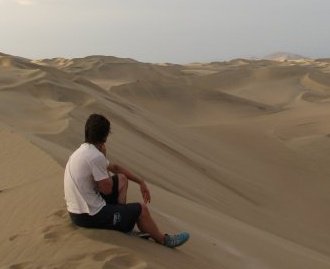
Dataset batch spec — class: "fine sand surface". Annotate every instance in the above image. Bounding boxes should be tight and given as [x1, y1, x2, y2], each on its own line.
[1, 53, 330, 269]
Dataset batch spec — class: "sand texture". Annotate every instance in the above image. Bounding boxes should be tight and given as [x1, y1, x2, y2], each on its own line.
[1, 53, 330, 268]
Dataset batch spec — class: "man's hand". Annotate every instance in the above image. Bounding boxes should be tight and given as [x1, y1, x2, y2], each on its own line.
[140, 181, 151, 204]
[107, 162, 151, 203]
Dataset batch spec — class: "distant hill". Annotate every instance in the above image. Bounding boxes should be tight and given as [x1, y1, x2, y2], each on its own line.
[315, 58, 330, 63]
[264, 52, 310, 62]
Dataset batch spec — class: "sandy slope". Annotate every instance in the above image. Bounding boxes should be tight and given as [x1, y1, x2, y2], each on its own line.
[1, 53, 330, 269]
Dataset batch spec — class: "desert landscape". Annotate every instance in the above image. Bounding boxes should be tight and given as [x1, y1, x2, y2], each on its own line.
[1, 51, 330, 268]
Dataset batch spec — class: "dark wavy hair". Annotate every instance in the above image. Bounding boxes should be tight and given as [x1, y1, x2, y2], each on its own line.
[85, 114, 111, 144]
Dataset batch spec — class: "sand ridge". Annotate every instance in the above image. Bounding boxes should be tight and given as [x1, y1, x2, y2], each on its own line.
[1, 52, 330, 268]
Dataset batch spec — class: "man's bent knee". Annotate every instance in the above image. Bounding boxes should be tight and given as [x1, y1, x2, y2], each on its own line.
[139, 203, 150, 219]
[118, 174, 128, 186]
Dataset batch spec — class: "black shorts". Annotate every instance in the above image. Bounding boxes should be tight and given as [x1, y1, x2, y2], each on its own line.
[69, 174, 142, 233]
[69, 202, 142, 233]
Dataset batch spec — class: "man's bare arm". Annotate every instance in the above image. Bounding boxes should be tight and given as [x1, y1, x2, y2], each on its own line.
[108, 163, 151, 203]
[108, 163, 143, 185]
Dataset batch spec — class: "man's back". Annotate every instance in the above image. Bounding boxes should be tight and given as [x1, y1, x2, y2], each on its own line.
[64, 143, 108, 215]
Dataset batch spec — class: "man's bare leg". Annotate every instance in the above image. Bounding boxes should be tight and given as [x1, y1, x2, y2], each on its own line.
[117, 174, 128, 204]
[117, 175, 164, 244]
[116, 174, 162, 242]
[137, 203, 165, 244]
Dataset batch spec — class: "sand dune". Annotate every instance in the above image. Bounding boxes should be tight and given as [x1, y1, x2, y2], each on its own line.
[264, 52, 310, 62]
[36, 56, 184, 92]
[1, 52, 330, 269]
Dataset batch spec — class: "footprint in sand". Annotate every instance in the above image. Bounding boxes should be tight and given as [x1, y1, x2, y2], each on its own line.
[42, 208, 77, 242]
[52, 209, 68, 218]
[9, 234, 21, 242]
[42, 224, 61, 241]
[42, 222, 77, 242]
[8, 230, 29, 242]
[47, 208, 68, 220]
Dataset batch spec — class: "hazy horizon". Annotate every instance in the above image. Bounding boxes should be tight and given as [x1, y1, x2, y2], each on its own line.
[1, 0, 330, 64]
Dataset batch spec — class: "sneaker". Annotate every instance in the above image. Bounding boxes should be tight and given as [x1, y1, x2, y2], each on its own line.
[129, 231, 151, 240]
[164, 232, 190, 248]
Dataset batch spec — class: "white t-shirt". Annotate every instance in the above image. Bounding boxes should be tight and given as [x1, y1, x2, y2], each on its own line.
[64, 143, 110, 216]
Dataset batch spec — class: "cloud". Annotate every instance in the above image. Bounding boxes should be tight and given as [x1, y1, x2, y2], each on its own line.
[15, 0, 36, 5]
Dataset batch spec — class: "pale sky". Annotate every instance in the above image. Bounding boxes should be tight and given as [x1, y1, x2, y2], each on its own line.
[0, 0, 329, 63]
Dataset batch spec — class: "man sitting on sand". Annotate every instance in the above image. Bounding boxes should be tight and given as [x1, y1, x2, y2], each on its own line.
[64, 113, 189, 248]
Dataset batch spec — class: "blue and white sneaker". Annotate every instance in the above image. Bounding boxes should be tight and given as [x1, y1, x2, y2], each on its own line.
[164, 232, 190, 248]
